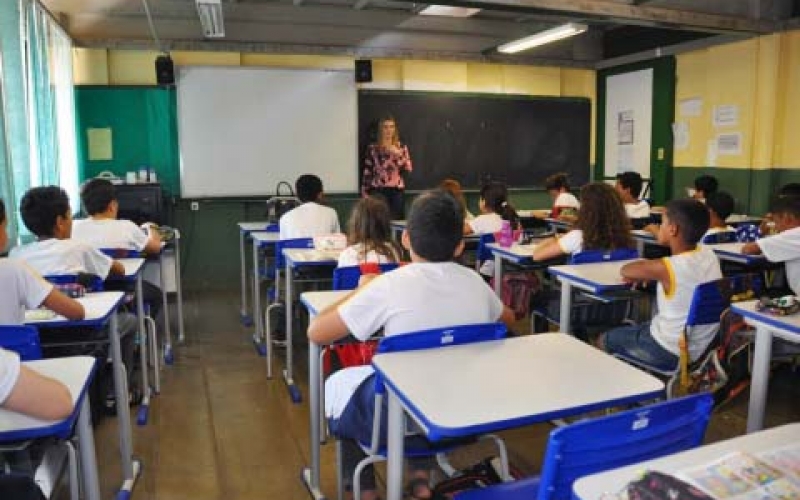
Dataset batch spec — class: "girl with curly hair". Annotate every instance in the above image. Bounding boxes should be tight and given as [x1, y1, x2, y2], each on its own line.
[533, 182, 634, 261]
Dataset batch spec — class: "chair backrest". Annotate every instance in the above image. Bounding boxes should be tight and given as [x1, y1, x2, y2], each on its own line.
[686, 275, 762, 328]
[99, 248, 143, 259]
[274, 237, 314, 269]
[333, 263, 399, 290]
[44, 274, 105, 292]
[0, 326, 42, 360]
[537, 393, 713, 500]
[376, 323, 506, 355]
[568, 247, 638, 265]
[476, 233, 495, 264]
[701, 231, 737, 244]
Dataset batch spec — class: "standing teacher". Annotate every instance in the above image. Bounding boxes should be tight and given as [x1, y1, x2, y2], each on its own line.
[361, 116, 413, 219]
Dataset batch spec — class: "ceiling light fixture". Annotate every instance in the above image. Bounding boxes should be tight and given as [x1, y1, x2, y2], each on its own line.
[195, 0, 225, 38]
[418, 5, 481, 17]
[497, 22, 587, 54]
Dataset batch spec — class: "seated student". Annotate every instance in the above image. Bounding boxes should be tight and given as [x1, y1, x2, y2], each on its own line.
[615, 171, 650, 219]
[690, 174, 718, 203]
[337, 196, 402, 268]
[0, 347, 72, 421]
[9, 186, 125, 279]
[464, 181, 520, 235]
[703, 191, 736, 239]
[279, 174, 340, 240]
[439, 179, 474, 220]
[544, 172, 580, 219]
[533, 183, 634, 261]
[760, 183, 800, 235]
[742, 195, 800, 296]
[597, 199, 723, 370]
[309, 190, 515, 500]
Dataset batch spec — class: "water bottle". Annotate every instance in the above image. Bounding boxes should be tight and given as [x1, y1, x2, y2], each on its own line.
[499, 220, 512, 247]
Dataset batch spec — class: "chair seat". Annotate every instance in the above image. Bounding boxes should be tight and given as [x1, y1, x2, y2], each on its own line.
[455, 476, 540, 500]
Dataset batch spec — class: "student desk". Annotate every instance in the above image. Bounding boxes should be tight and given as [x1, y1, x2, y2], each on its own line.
[25, 292, 142, 497]
[250, 231, 281, 355]
[573, 423, 800, 499]
[160, 230, 186, 357]
[544, 217, 572, 233]
[237, 221, 274, 326]
[300, 290, 351, 500]
[390, 219, 481, 243]
[485, 242, 540, 296]
[631, 229, 658, 255]
[731, 300, 800, 433]
[273, 248, 340, 403]
[548, 260, 639, 334]
[0, 357, 101, 500]
[710, 242, 767, 265]
[372, 334, 665, 500]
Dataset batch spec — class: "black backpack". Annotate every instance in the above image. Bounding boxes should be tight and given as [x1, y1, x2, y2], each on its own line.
[265, 181, 300, 223]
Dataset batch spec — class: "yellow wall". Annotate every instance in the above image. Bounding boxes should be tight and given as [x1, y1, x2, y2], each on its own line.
[673, 31, 800, 169]
[72, 48, 596, 162]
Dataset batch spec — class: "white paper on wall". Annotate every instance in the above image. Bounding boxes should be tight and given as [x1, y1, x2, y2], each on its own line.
[713, 104, 739, 128]
[716, 132, 742, 156]
[672, 122, 689, 150]
[679, 98, 703, 117]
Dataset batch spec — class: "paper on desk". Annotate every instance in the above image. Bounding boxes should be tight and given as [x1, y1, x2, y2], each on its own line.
[87, 127, 113, 161]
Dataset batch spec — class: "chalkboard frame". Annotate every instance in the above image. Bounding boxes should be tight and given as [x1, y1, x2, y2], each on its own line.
[358, 90, 591, 192]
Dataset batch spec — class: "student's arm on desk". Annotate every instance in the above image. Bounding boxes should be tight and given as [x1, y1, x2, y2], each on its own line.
[143, 229, 163, 255]
[41, 288, 85, 320]
[620, 259, 671, 292]
[108, 259, 125, 277]
[307, 289, 360, 345]
[532, 236, 564, 261]
[643, 224, 660, 236]
[741, 242, 763, 255]
[4, 365, 73, 420]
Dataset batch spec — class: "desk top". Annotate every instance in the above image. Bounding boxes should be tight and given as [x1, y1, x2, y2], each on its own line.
[372, 333, 663, 441]
[238, 221, 274, 233]
[119, 258, 145, 279]
[732, 300, 800, 336]
[25, 291, 124, 327]
[391, 220, 480, 241]
[251, 231, 281, 245]
[486, 242, 538, 263]
[573, 423, 800, 499]
[548, 260, 637, 293]
[0, 356, 96, 441]
[710, 242, 766, 264]
[283, 248, 341, 265]
[301, 290, 351, 316]
[631, 229, 657, 242]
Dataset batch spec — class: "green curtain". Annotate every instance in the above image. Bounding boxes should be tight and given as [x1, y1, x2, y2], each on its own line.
[0, 50, 19, 244]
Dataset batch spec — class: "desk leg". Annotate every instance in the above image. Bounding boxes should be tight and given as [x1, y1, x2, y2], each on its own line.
[301, 340, 326, 499]
[160, 253, 173, 365]
[559, 279, 573, 334]
[746, 325, 773, 433]
[174, 235, 186, 344]
[109, 314, 140, 493]
[636, 239, 644, 257]
[284, 260, 302, 403]
[77, 396, 101, 500]
[386, 390, 406, 500]
[240, 230, 251, 325]
[253, 240, 265, 354]
[135, 274, 152, 426]
[265, 268, 281, 379]
[493, 253, 503, 298]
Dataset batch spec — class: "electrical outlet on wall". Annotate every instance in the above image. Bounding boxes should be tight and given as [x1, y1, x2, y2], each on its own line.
[190, 201, 199, 211]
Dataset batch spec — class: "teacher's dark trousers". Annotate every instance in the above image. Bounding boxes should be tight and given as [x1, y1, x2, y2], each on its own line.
[369, 187, 405, 220]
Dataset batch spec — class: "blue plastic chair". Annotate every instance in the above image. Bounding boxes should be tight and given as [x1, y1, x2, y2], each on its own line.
[0, 325, 43, 360]
[701, 231, 737, 244]
[336, 323, 510, 500]
[333, 263, 399, 290]
[455, 393, 713, 500]
[474, 233, 496, 272]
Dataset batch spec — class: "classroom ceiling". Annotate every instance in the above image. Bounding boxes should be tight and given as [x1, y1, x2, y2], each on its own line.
[42, 0, 800, 67]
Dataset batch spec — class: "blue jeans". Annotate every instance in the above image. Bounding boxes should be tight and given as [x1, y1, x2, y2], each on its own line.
[603, 322, 679, 372]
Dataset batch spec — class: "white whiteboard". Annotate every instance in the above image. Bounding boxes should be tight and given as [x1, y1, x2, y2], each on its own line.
[177, 66, 358, 197]
[604, 69, 653, 179]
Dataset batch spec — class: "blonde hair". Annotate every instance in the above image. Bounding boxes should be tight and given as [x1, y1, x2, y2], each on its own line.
[378, 116, 400, 146]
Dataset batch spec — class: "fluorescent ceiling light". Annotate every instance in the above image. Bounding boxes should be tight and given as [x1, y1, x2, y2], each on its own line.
[497, 22, 587, 54]
[418, 5, 481, 17]
[196, 0, 225, 38]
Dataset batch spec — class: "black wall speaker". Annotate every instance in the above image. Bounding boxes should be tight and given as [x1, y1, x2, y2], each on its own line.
[355, 59, 372, 83]
[155, 54, 175, 86]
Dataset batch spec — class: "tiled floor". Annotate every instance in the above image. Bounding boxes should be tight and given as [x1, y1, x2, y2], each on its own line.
[85, 290, 799, 500]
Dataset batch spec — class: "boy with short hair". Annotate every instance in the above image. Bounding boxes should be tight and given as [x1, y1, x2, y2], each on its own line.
[598, 199, 723, 370]
[279, 174, 340, 240]
[72, 178, 162, 254]
[308, 190, 514, 500]
[10, 186, 124, 279]
[615, 171, 650, 219]
[703, 191, 736, 238]
[691, 175, 718, 202]
[743, 195, 800, 295]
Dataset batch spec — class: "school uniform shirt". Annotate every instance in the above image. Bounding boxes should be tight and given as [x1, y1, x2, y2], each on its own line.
[0, 348, 21, 405]
[624, 201, 651, 219]
[337, 244, 397, 268]
[72, 218, 149, 252]
[468, 213, 503, 235]
[553, 192, 580, 211]
[278, 202, 340, 240]
[701, 225, 736, 242]
[9, 239, 113, 279]
[556, 229, 584, 255]
[0, 259, 53, 324]
[757, 227, 800, 295]
[324, 261, 504, 419]
[650, 246, 723, 360]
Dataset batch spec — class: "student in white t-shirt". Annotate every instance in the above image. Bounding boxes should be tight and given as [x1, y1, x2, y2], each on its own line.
[702, 191, 736, 241]
[279, 174, 341, 240]
[465, 182, 520, 276]
[533, 183, 634, 261]
[615, 171, 650, 219]
[337, 196, 402, 268]
[743, 195, 800, 295]
[544, 172, 580, 219]
[0, 347, 73, 420]
[72, 178, 162, 254]
[689, 174, 718, 203]
[9, 186, 125, 280]
[598, 199, 722, 370]
[309, 191, 515, 500]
